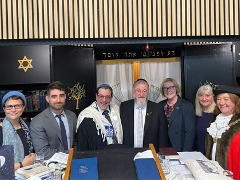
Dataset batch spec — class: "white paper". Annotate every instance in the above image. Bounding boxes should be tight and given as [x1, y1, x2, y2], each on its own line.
[178, 152, 208, 163]
[44, 152, 69, 166]
[133, 150, 154, 160]
[169, 164, 194, 179]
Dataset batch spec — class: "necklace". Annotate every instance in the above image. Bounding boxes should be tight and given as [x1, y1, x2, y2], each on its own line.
[213, 118, 240, 143]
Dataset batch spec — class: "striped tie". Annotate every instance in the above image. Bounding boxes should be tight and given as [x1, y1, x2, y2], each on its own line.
[103, 110, 118, 144]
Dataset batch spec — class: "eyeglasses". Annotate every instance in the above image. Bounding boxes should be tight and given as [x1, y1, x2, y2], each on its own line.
[135, 89, 148, 94]
[163, 86, 175, 92]
[97, 95, 112, 100]
[4, 104, 23, 110]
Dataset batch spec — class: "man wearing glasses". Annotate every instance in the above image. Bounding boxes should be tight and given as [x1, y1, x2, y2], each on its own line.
[76, 84, 123, 151]
[120, 79, 168, 151]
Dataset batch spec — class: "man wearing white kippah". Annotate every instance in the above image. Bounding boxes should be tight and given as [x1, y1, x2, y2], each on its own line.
[76, 84, 123, 151]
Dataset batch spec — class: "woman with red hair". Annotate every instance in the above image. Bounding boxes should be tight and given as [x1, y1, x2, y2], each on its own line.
[205, 85, 240, 180]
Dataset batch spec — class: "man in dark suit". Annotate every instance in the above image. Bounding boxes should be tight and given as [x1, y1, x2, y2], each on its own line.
[30, 81, 77, 160]
[120, 79, 168, 151]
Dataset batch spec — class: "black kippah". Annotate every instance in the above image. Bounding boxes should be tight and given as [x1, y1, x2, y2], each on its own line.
[133, 79, 149, 86]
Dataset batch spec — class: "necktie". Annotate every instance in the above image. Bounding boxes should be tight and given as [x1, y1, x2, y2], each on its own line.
[56, 115, 68, 150]
[103, 110, 118, 144]
[136, 106, 144, 147]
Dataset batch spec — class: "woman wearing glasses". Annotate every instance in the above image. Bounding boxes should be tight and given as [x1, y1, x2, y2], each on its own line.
[159, 78, 195, 151]
[0, 91, 35, 170]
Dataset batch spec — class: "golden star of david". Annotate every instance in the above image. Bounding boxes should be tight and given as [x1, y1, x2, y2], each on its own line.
[18, 56, 33, 72]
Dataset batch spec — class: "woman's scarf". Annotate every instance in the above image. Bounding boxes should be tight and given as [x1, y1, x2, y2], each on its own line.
[2, 117, 33, 163]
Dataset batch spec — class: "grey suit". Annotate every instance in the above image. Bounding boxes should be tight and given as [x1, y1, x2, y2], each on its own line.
[30, 107, 77, 160]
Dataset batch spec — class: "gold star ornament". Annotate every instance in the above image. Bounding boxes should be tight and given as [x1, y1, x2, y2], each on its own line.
[18, 56, 33, 72]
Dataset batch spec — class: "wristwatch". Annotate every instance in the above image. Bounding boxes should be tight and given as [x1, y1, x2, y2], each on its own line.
[19, 161, 23, 168]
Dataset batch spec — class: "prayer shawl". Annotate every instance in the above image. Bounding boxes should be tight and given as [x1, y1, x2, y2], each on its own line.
[2, 117, 33, 163]
[76, 102, 123, 144]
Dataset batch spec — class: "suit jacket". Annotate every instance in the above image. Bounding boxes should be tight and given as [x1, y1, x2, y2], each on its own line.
[30, 107, 77, 160]
[159, 96, 195, 152]
[77, 118, 108, 151]
[120, 99, 168, 151]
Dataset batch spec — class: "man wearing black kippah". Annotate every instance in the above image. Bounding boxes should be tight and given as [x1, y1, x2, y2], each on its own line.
[120, 79, 168, 151]
[76, 84, 123, 151]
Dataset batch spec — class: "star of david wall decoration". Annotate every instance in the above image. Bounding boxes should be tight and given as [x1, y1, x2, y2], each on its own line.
[18, 56, 33, 72]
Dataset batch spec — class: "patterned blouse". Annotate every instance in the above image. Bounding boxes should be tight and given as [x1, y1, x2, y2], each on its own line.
[164, 103, 174, 124]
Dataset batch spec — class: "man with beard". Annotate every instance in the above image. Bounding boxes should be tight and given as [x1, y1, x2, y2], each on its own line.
[76, 84, 123, 151]
[120, 79, 168, 151]
[30, 81, 77, 159]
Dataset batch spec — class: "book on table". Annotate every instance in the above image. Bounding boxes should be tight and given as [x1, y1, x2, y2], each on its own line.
[134, 158, 161, 180]
[70, 157, 98, 180]
[159, 147, 179, 160]
[15, 164, 54, 180]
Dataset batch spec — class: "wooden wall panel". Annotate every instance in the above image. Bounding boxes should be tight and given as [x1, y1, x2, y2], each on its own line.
[0, 0, 239, 40]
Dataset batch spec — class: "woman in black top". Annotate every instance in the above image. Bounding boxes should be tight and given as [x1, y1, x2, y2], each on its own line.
[0, 91, 36, 170]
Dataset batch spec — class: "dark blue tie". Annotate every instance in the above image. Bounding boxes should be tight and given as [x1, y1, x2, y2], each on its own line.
[56, 115, 68, 150]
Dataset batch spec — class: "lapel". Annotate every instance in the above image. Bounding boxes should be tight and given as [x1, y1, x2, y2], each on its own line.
[65, 110, 73, 147]
[169, 96, 182, 126]
[144, 101, 152, 137]
[128, 100, 135, 142]
[45, 107, 63, 144]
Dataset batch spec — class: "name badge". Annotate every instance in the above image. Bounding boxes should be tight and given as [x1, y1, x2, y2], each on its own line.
[105, 126, 115, 137]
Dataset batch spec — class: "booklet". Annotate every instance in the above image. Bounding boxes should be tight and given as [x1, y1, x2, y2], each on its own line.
[15, 164, 54, 180]
[44, 152, 69, 167]
[70, 157, 98, 180]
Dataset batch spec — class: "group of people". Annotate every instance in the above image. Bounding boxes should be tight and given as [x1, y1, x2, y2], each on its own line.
[195, 83, 240, 180]
[1, 79, 240, 179]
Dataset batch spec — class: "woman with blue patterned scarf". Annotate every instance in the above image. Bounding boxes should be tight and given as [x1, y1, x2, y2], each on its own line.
[0, 91, 36, 170]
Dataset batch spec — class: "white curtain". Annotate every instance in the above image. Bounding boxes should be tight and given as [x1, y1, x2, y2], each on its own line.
[97, 60, 133, 106]
[140, 58, 181, 103]
[97, 58, 181, 105]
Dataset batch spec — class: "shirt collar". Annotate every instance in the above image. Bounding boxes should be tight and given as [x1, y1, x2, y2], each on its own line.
[51, 109, 66, 117]
[95, 101, 110, 114]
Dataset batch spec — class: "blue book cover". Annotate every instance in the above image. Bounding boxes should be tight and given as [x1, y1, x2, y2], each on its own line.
[40, 91, 43, 110]
[42, 91, 46, 110]
[70, 157, 98, 180]
[0, 90, 10, 112]
[0, 91, 3, 112]
[135, 158, 161, 180]
[36, 90, 40, 110]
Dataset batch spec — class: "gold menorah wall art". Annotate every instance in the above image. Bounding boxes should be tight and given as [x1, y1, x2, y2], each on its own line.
[199, 80, 219, 90]
[68, 82, 86, 109]
[112, 83, 125, 102]
[149, 85, 161, 102]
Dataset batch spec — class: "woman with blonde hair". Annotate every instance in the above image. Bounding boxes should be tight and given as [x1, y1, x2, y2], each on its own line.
[195, 85, 215, 154]
[159, 78, 195, 152]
